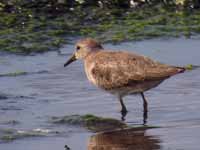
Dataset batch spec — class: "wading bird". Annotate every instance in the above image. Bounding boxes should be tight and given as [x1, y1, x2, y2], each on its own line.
[64, 38, 185, 123]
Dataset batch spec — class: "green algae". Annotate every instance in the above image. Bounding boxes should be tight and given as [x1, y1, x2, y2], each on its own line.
[1, 135, 16, 141]
[186, 64, 193, 70]
[82, 114, 126, 131]
[0, 128, 57, 142]
[50, 114, 161, 133]
[0, 131, 43, 142]
[0, 129, 16, 142]
[50, 114, 127, 132]
[1, 5, 200, 54]
[0, 70, 48, 77]
[185, 64, 200, 70]
[0, 71, 27, 77]
[0, 13, 70, 54]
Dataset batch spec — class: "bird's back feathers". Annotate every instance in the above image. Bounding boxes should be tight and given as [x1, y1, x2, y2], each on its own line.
[84, 51, 184, 90]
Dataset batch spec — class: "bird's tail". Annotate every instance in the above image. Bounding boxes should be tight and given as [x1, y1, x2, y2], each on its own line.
[176, 67, 186, 73]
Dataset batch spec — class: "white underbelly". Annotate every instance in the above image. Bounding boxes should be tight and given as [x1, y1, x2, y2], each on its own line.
[85, 63, 97, 86]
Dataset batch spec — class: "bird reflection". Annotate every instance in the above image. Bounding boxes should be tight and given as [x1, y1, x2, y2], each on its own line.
[88, 127, 160, 150]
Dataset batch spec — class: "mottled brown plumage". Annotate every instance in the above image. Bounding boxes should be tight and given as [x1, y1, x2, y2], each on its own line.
[84, 50, 183, 92]
[64, 38, 185, 122]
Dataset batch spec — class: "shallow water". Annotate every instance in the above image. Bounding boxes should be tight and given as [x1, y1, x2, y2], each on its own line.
[0, 37, 200, 150]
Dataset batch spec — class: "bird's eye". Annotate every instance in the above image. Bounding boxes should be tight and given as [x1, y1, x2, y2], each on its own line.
[76, 46, 80, 51]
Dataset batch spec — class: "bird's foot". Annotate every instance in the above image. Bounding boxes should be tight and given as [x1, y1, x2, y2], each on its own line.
[120, 109, 128, 121]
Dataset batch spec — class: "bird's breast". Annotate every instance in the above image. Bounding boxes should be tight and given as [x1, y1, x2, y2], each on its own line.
[84, 62, 97, 86]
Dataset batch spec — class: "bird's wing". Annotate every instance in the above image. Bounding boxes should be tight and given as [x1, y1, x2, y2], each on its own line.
[90, 51, 183, 89]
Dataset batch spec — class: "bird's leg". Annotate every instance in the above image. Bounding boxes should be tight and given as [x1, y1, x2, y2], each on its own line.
[118, 96, 127, 120]
[141, 92, 148, 112]
[119, 96, 127, 113]
[140, 92, 148, 125]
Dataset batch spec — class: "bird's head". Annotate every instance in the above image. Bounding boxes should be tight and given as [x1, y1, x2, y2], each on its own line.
[64, 38, 103, 67]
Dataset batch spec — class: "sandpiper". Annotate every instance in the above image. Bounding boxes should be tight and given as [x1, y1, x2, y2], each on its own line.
[64, 38, 185, 122]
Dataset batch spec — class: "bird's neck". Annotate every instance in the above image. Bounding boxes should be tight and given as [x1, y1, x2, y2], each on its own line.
[84, 48, 102, 60]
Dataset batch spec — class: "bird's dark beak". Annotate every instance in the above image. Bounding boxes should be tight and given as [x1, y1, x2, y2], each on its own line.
[64, 54, 76, 67]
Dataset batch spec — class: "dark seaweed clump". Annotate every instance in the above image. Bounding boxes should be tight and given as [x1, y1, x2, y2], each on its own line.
[50, 114, 126, 132]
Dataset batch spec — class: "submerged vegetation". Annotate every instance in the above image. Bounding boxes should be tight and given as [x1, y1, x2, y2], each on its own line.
[0, 71, 27, 77]
[0, 0, 200, 54]
[0, 114, 158, 142]
[0, 128, 58, 142]
[50, 114, 126, 132]
[50, 114, 160, 132]
[0, 70, 48, 77]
